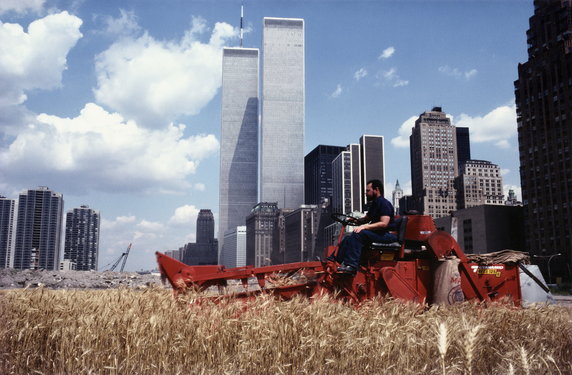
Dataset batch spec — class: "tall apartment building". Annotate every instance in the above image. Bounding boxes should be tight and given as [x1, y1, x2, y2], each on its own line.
[220, 226, 247, 268]
[392, 180, 404, 215]
[360, 135, 385, 190]
[219, 47, 259, 252]
[514, 0, 572, 272]
[13, 187, 63, 270]
[410, 107, 459, 218]
[0, 196, 15, 268]
[63, 205, 100, 271]
[332, 144, 362, 214]
[260, 17, 305, 209]
[246, 202, 278, 267]
[304, 145, 345, 205]
[457, 160, 504, 209]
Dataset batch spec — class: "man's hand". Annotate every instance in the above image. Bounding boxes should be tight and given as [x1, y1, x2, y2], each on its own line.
[353, 224, 368, 233]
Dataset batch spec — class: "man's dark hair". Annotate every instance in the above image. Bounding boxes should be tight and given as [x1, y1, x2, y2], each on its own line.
[367, 179, 384, 196]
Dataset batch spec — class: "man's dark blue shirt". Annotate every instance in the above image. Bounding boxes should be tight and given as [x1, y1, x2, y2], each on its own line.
[365, 196, 396, 233]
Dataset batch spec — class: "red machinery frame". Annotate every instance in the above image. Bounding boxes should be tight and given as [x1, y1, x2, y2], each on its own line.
[156, 215, 521, 305]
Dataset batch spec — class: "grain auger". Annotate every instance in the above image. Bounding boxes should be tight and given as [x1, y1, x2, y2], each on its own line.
[156, 214, 522, 305]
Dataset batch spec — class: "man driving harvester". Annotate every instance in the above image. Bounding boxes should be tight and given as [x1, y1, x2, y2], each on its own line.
[331, 179, 397, 275]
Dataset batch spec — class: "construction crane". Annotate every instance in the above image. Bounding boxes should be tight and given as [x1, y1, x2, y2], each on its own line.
[103, 243, 132, 272]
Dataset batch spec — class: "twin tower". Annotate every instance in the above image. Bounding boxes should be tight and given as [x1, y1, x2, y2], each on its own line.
[219, 18, 305, 247]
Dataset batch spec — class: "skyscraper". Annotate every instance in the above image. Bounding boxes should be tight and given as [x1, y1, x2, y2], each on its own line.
[360, 135, 385, 189]
[514, 0, 572, 271]
[63, 205, 100, 271]
[219, 47, 259, 253]
[196, 209, 215, 245]
[245, 202, 278, 267]
[182, 209, 218, 265]
[304, 145, 345, 205]
[456, 127, 471, 171]
[457, 160, 504, 209]
[410, 107, 459, 218]
[260, 17, 305, 209]
[13, 187, 64, 270]
[0, 196, 15, 268]
[332, 144, 362, 214]
[220, 226, 247, 268]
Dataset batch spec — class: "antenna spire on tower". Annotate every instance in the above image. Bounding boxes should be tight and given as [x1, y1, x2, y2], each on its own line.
[240, 2, 244, 47]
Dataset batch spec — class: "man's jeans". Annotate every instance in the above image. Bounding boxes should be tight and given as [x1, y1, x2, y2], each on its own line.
[336, 230, 398, 269]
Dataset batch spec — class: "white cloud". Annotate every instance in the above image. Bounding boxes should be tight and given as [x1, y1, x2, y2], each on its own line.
[93, 17, 237, 128]
[193, 183, 206, 191]
[377, 68, 409, 88]
[378, 46, 395, 60]
[99, 9, 141, 37]
[330, 84, 343, 98]
[391, 115, 417, 148]
[101, 215, 137, 230]
[0, 0, 44, 15]
[0, 11, 82, 107]
[137, 220, 165, 232]
[438, 65, 478, 80]
[500, 168, 510, 176]
[354, 68, 367, 81]
[169, 204, 200, 226]
[0, 103, 219, 193]
[456, 104, 517, 145]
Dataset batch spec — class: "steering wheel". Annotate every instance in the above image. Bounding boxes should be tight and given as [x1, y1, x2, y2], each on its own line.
[331, 213, 358, 226]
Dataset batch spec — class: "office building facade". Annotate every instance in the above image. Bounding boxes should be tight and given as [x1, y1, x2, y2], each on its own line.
[434, 205, 524, 254]
[220, 226, 247, 268]
[246, 202, 278, 267]
[514, 0, 572, 273]
[304, 145, 345, 205]
[410, 107, 459, 218]
[183, 209, 218, 265]
[360, 135, 385, 190]
[260, 18, 305, 209]
[13, 187, 64, 270]
[63, 205, 100, 271]
[457, 160, 504, 209]
[332, 144, 362, 214]
[0, 196, 15, 268]
[456, 127, 471, 171]
[219, 47, 259, 252]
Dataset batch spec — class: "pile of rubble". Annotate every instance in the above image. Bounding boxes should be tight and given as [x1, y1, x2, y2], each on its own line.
[0, 268, 164, 289]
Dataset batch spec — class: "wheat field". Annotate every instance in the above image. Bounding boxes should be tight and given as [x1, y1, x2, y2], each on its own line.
[1, 288, 571, 375]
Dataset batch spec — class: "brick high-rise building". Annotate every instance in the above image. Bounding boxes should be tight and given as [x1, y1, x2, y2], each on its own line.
[514, 0, 572, 276]
[410, 107, 459, 218]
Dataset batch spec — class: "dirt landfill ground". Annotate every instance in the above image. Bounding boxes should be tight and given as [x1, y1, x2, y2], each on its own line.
[0, 268, 164, 289]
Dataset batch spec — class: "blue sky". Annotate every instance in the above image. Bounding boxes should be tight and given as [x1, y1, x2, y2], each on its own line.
[0, 0, 532, 271]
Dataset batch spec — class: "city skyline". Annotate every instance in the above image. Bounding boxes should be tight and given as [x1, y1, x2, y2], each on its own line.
[0, 1, 530, 270]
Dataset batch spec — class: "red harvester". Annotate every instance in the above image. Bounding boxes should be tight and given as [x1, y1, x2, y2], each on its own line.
[156, 214, 523, 305]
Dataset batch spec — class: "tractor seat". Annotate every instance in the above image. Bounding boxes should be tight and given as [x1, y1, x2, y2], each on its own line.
[368, 216, 408, 257]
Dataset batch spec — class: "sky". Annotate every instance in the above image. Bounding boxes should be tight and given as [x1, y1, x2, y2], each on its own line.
[0, 0, 533, 271]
